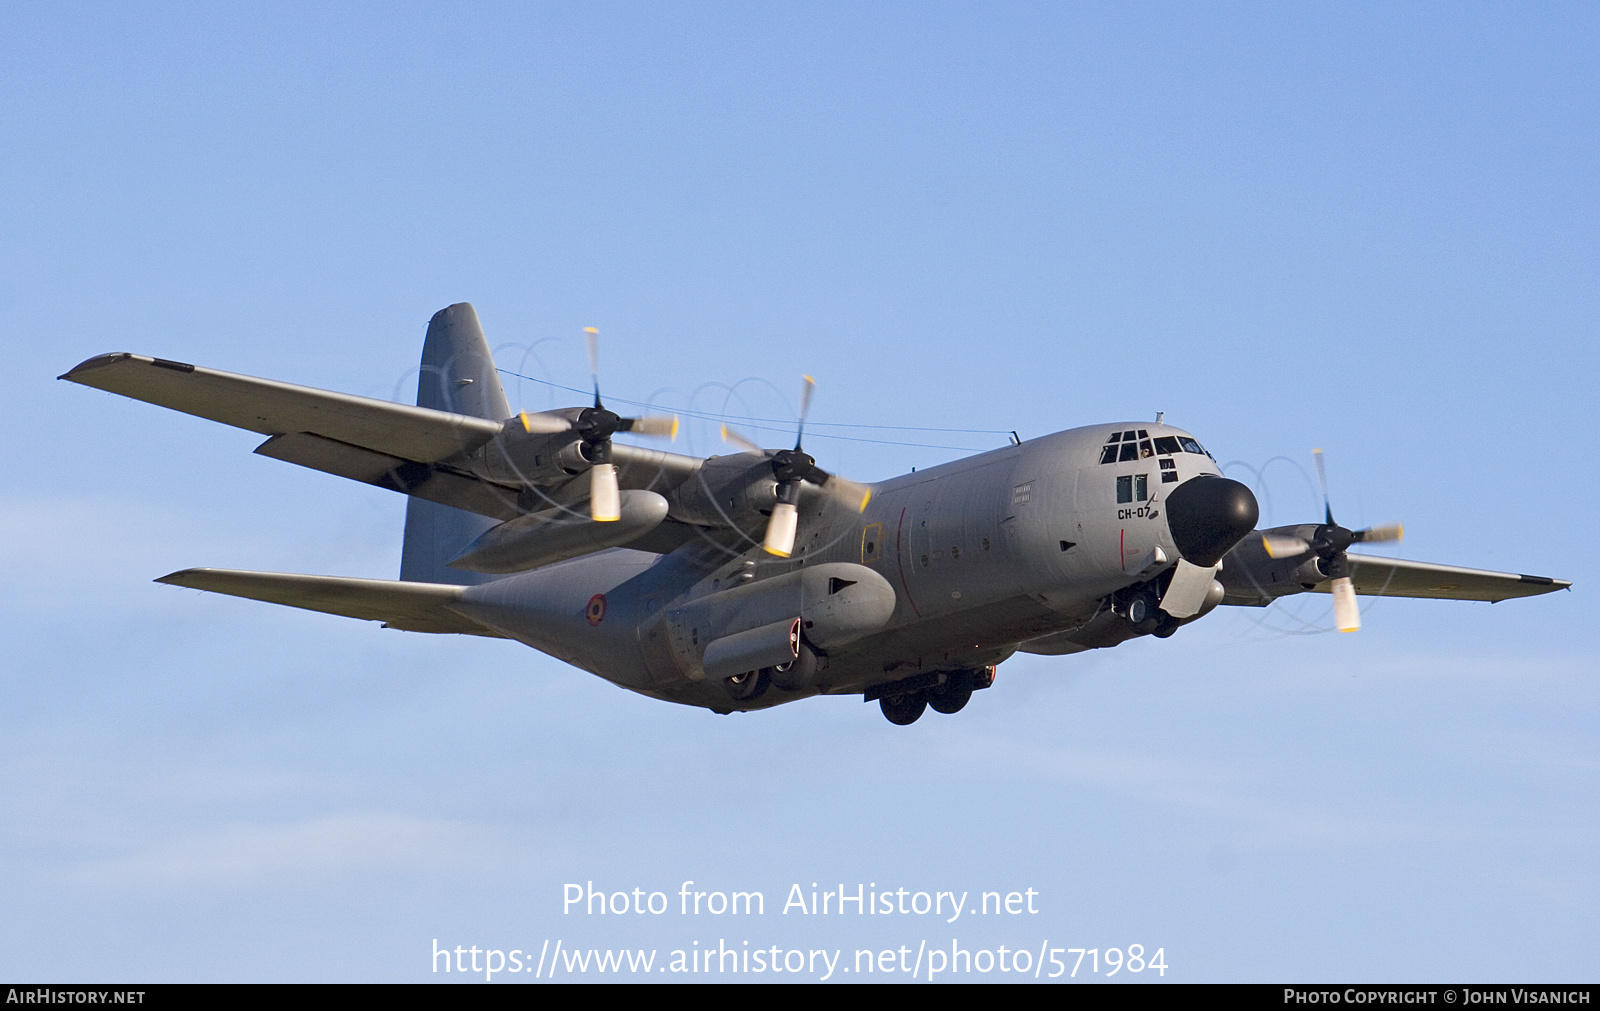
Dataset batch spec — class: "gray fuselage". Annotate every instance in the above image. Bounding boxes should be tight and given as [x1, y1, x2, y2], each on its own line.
[448, 422, 1222, 712]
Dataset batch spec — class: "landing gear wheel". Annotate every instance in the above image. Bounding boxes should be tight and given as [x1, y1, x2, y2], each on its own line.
[1127, 597, 1150, 624]
[771, 644, 820, 692]
[723, 668, 770, 701]
[880, 694, 927, 725]
[927, 670, 975, 714]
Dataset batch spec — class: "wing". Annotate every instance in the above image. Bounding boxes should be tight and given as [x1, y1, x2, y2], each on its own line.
[156, 568, 508, 636]
[1310, 553, 1571, 603]
[60, 352, 706, 526]
[61, 352, 504, 461]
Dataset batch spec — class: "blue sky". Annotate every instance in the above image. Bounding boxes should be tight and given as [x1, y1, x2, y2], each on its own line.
[2, 2, 1595, 982]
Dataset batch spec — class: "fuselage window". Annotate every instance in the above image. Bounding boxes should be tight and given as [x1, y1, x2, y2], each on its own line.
[1116, 475, 1150, 503]
[1154, 436, 1181, 455]
[1179, 437, 1203, 454]
[1099, 444, 1119, 465]
[1118, 442, 1139, 462]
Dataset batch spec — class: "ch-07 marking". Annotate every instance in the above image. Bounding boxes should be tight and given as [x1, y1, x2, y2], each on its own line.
[58, 302, 1572, 725]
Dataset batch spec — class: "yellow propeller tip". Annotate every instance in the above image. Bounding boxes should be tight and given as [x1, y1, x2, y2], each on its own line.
[670, 416, 680, 440]
[583, 326, 598, 334]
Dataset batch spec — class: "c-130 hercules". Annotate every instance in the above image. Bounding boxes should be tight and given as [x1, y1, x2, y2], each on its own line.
[61, 304, 1570, 725]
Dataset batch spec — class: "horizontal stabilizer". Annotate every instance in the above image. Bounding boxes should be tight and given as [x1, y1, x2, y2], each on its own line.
[1313, 554, 1571, 603]
[61, 353, 503, 463]
[155, 568, 508, 637]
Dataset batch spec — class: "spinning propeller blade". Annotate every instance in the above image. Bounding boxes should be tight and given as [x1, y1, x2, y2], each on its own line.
[1330, 576, 1361, 632]
[719, 377, 872, 557]
[1277, 449, 1403, 631]
[526, 327, 677, 521]
[1354, 523, 1404, 544]
[1262, 533, 1312, 559]
[590, 463, 621, 523]
[720, 424, 765, 454]
[516, 411, 579, 435]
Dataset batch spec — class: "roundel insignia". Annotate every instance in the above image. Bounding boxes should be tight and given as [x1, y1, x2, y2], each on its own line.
[585, 594, 607, 626]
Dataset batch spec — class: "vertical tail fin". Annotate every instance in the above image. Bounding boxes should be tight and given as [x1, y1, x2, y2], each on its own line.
[400, 303, 512, 585]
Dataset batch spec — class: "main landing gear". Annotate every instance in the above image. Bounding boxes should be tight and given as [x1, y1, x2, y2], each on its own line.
[869, 667, 996, 725]
[723, 668, 771, 701]
[721, 644, 822, 703]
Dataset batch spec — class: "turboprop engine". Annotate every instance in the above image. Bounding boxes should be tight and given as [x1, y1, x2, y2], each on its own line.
[448, 490, 669, 573]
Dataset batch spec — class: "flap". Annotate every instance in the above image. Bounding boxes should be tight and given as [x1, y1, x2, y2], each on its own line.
[255, 432, 521, 521]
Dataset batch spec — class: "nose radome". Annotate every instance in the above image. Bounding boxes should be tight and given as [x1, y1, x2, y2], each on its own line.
[1165, 476, 1260, 567]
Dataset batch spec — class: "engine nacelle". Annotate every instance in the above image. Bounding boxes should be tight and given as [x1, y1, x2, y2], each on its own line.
[447, 490, 668, 573]
[661, 453, 779, 528]
[1218, 524, 1331, 604]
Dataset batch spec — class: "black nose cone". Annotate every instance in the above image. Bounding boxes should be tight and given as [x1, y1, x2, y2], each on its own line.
[1165, 476, 1259, 567]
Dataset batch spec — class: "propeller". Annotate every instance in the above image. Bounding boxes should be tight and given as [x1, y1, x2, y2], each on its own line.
[1260, 448, 1402, 632]
[721, 375, 873, 558]
[508, 327, 678, 522]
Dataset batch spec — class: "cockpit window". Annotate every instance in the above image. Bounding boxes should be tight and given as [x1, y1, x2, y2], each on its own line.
[1099, 430, 1215, 465]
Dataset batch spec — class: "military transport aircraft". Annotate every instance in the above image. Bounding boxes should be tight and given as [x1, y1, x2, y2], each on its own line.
[60, 304, 1571, 725]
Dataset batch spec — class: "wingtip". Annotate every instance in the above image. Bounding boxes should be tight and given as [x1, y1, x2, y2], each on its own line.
[59, 352, 136, 382]
[155, 568, 208, 586]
